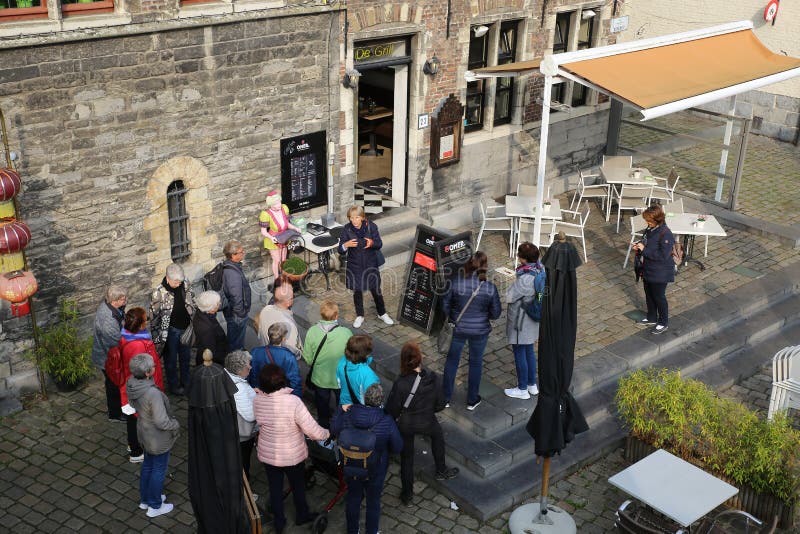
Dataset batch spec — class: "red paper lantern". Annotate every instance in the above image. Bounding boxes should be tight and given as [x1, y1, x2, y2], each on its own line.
[0, 270, 37, 316]
[0, 219, 31, 254]
[0, 168, 21, 202]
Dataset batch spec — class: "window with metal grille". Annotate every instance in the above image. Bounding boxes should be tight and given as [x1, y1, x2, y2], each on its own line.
[167, 180, 191, 262]
[494, 21, 519, 126]
[465, 28, 489, 133]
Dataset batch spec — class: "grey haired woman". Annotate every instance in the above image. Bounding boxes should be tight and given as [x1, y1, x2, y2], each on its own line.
[193, 291, 229, 365]
[224, 350, 258, 480]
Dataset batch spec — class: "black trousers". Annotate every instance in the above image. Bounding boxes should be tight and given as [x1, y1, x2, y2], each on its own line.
[400, 421, 447, 499]
[127, 415, 143, 457]
[103, 370, 122, 418]
[643, 281, 669, 326]
[353, 287, 386, 317]
[313, 387, 339, 429]
[264, 461, 311, 531]
[241, 438, 255, 480]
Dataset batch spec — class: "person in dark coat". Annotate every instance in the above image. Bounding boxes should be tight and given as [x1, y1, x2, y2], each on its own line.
[331, 383, 402, 534]
[221, 240, 252, 351]
[633, 204, 675, 335]
[385, 342, 458, 506]
[337, 205, 394, 329]
[194, 290, 229, 365]
[441, 251, 502, 410]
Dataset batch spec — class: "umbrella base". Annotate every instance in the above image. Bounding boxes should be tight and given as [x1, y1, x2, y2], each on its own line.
[508, 503, 576, 534]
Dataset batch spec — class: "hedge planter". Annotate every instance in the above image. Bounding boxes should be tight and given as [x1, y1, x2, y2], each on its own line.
[616, 369, 800, 529]
[624, 436, 795, 528]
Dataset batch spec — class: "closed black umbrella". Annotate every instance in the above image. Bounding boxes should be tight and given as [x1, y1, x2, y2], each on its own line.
[187, 350, 250, 534]
[524, 234, 588, 525]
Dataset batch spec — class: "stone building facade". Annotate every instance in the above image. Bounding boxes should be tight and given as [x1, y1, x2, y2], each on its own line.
[0, 0, 618, 402]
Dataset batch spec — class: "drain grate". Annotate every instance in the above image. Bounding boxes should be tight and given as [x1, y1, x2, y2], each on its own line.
[624, 309, 646, 321]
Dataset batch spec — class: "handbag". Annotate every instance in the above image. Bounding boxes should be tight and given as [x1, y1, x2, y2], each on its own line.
[396, 373, 422, 422]
[366, 222, 386, 267]
[436, 282, 484, 355]
[305, 325, 338, 390]
[179, 321, 196, 347]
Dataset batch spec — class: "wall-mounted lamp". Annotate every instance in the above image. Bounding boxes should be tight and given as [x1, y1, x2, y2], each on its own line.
[581, 9, 596, 19]
[423, 56, 441, 76]
[342, 69, 361, 89]
[473, 25, 489, 37]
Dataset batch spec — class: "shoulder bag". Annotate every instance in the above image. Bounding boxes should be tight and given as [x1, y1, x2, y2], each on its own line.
[396, 373, 422, 422]
[305, 325, 338, 391]
[436, 282, 484, 355]
[179, 321, 196, 347]
[343, 361, 362, 405]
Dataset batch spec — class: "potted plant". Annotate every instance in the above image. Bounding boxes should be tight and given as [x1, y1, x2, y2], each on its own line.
[26, 300, 94, 392]
[280, 256, 308, 282]
[695, 214, 708, 228]
[616, 368, 800, 527]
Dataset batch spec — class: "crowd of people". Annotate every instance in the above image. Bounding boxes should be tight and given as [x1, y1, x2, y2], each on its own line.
[89, 198, 561, 532]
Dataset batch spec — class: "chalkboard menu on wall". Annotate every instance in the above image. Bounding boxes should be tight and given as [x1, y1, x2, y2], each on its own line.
[280, 131, 327, 212]
[398, 225, 473, 334]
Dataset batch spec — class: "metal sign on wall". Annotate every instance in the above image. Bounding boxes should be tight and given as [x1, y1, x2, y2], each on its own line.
[279, 131, 327, 212]
[430, 94, 464, 169]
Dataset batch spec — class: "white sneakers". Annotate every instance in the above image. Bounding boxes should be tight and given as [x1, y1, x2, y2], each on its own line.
[353, 314, 395, 328]
[504, 387, 531, 400]
[528, 384, 539, 396]
[146, 502, 174, 518]
[140, 494, 166, 510]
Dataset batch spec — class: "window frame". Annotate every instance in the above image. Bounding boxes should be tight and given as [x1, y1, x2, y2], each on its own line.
[465, 27, 489, 133]
[551, 7, 599, 111]
[0, 0, 114, 22]
[167, 180, 191, 262]
[493, 20, 519, 126]
[0, 1, 48, 21]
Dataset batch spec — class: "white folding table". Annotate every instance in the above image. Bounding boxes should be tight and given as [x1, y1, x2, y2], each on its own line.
[666, 213, 727, 271]
[504, 195, 562, 254]
[608, 449, 738, 528]
[601, 166, 658, 221]
[297, 219, 342, 291]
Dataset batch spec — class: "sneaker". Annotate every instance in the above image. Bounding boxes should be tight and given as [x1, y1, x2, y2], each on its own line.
[353, 316, 364, 328]
[108, 415, 127, 423]
[378, 313, 394, 325]
[146, 502, 173, 518]
[466, 396, 482, 411]
[129, 454, 144, 463]
[444, 403, 450, 408]
[637, 318, 653, 325]
[252, 493, 259, 502]
[504, 387, 531, 400]
[651, 324, 669, 335]
[435, 467, 459, 480]
[528, 384, 539, 396]
[140, 494, 166, 510]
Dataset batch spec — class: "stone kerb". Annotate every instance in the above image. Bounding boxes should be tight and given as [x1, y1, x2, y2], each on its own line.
[144, 156, 216, 283]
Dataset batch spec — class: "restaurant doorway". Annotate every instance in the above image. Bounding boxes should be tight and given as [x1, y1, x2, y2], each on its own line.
[354, 40, 410, 214]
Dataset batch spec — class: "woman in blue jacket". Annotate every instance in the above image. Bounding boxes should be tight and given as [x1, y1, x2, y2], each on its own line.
[633, 204, 675, 335]
[337, 335, 380, 407]
[441, 251, 501, 410]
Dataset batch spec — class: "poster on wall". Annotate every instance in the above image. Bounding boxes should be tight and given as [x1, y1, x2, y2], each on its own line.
[280, 131, 328, 212]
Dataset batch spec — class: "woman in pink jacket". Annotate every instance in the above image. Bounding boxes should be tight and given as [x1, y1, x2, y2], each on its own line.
[254, 364, 330, 533]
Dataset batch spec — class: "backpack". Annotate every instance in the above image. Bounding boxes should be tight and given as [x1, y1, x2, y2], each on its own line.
[522, 263, 546, 322]
[338, 420, 379, 480]
[202, 262, 230, 310]
[105, 345, 126, 388]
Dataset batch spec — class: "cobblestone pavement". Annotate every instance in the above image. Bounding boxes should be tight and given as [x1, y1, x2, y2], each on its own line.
[2, 361, 793, 533]
[620, 110, 800, 225]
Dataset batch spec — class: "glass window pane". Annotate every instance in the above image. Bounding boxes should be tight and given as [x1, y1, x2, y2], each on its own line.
[578, 17, 594, 50]
[494, 90, 511, 122]
[554, 12, 571, 53]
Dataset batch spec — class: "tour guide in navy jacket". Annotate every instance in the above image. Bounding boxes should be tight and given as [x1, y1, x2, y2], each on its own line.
[440, 251, 502, 409]
[331, 383, 402, 534]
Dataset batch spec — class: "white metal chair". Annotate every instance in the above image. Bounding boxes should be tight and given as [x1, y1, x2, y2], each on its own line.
[623, 214, 649, 269]
[517, 217, 556, 252]
[553, 202, 590, 262]
[611, 183, 653, 233]
[767, 345, 800, 420]
[663, 198, 684, 214]
[602, 155, 633, 169]
[517, 184, 537, 197]
[650, 168, 680, 204]
[570, 169, 609, 216]
[475, 196, 513, 256]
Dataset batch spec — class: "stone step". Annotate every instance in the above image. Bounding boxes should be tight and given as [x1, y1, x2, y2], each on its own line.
[370, 207, 428, 269]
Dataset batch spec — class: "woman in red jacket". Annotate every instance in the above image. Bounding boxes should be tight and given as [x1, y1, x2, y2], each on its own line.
[118, 307, 164, 463]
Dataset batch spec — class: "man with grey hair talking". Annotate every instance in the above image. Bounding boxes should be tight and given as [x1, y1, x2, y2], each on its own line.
[126, 353, 180, 518]
[150, 263, 196, 396]
[91, 284, 128, 422]
[257, 283, 301, 355]
[222, 240, 252, 351]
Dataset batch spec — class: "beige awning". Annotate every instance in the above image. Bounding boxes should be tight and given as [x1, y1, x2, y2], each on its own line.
[467, 24, 800, 120]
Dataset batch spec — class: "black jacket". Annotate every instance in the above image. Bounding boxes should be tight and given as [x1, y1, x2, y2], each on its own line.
[441, 273, 502, 336]
[641, 224, 676, 284]
[385, 368, 445, 434]
[193, 311, 229, 365]
[337, 220, 383, 291]
[222, 259, 251, 319]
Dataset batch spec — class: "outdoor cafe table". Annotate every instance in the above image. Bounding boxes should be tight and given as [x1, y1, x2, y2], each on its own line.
[600, 166, 658, 221]
[504, 195, 562, 254]
[297, 219, 342, 292]
[666, 212, 726, 271]
[608, 449, 739, 529]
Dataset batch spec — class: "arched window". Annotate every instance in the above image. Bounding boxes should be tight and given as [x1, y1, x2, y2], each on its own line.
[167, 180, 190, 261]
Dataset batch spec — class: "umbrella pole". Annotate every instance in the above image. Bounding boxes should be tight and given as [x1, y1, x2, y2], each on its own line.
[538, 456, 551, 521]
